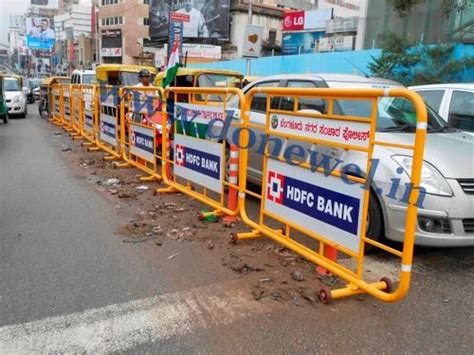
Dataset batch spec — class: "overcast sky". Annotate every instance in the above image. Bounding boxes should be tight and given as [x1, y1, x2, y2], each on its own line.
[0, 0, 35, 45]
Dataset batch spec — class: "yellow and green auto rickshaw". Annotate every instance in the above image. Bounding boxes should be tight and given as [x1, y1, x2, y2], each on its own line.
[95, 64, 158, 86]
[0, 75, 8, 124]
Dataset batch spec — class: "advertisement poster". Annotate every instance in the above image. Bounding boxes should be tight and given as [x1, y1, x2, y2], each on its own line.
[25, 17, 55, 50]
[282, 31, 324, 55]
[149, 0, 230, 40]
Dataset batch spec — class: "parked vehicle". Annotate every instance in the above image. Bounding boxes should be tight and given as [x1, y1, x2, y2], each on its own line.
[410, 83, 474, 133]
[3, 76, 27, 118]
[0, 76, 8, 123]
[70, 69, 96, 84]
[38, 76, 70, 118]
[33, 86, 41, 101]
[229, 73, 474, 247]
[96, 65, 156, 86]
[26, 78, 42, 103]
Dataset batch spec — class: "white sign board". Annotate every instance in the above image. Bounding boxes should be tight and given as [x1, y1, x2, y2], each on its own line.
[130, 124, 155, 162]
[269, 113, 371, 148]
[242, 24, 263, 58]
[304, 9, 333, 31]
[100, 47, 122, 57]
[318, 35, 355, 52]
[265, 159, 364, 253]
[326, 17, 358, 34]
[100, 114, 117, 147]
[174, 134, 224, 194]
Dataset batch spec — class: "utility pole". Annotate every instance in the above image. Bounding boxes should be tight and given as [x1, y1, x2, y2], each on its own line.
[246, 0, 253, 76]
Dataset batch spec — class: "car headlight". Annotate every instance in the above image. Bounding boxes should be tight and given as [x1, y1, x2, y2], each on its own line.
[392, 155, 453, 196]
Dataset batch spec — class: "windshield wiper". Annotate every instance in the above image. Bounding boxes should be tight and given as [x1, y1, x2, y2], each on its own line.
[380, 124, 416, 132]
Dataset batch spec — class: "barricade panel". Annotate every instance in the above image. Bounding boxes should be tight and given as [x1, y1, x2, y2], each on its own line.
[79, 84, 98, 144]
[51, 84, 62, 124]
[71, 84, 82, 133]
[119, 86, 165, 181]
[60, 84, 72, 129]
[236, 87, 427, 303]
[96, 85, 121, 159]
[160, 87, 245, 218]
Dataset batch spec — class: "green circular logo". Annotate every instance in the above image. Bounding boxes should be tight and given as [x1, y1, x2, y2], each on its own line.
[271, 115, 279, 129]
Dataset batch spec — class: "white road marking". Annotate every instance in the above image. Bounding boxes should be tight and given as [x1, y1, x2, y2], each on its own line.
[0, 282, 268, 353]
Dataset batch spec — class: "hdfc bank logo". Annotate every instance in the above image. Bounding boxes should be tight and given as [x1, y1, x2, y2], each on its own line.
[175, 144, 185, 166]
[130, 131, 136, 146]
[267, 171, 285, 204]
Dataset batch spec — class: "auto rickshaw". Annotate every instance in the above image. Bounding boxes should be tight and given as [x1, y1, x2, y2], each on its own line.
[95, 64, 158, 86]
[0, 76, 8, 124]
[39, 76, 70, 118]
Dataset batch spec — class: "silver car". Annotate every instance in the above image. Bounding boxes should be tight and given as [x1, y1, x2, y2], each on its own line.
[227, 74, 474, 247]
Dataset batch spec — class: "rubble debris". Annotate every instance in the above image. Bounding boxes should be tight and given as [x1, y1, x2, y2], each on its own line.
[207, 241, 214, 249]
[136, 185, 149, 192]
[103, 178, 120, 186]
[61, 147, 72, 152]
[168, 252, 180, 260]
[122, 235, 157, 244]
[291, 271, 305, 282]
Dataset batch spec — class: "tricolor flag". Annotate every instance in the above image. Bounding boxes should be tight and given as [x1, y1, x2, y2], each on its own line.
[162, 40, 180, 88]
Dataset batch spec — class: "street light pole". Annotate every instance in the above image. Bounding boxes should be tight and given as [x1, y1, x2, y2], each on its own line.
[246, 0, 253, 76]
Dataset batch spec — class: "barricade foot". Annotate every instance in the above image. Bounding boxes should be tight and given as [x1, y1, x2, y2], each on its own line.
[319, 278, 392, 304]
[223, 215, 240, 226]
[65, 128, 74, 132]
[72, 135, 83, 141]
[232, 230, 263, 244]
[87, 146, 100, 152]
[156, 186, 177, 194]
[103, 155, 118, 161]
[114, 162, 131, 169]
[139, 175, 160, 182]
[82, 142, 93, 147]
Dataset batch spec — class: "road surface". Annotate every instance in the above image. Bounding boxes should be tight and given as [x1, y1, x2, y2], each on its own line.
[0, 107, 473, 353]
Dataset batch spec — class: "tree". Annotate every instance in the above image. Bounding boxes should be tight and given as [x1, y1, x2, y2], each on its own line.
[389, 0, 473, 18]
[368, 31, 474, 86]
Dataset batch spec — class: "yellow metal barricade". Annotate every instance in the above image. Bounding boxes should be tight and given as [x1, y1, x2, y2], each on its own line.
[70, 84, 82, 138]
[50, 84, 62, 125]
[79, 84, 98, 146]
[235, 87, 427, 303]
[95, 85, 122, 160]
[159, 87, 244, 218]
[60, 84, 73, 131]
[116, 86, 165, 181]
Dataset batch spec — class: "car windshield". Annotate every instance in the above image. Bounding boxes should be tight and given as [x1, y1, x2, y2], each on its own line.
[83, 74, 96, 84]
[121, 72, 155, 86]
[28, 79, 41, 88]
[5, 79, 21, 91]
[196, 74, 242, 102]
[336, 97, 447, 133]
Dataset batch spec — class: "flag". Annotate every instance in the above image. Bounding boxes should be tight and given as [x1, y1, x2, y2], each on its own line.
[162, 41, 180, 88]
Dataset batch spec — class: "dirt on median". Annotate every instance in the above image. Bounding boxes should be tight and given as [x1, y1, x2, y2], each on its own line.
[50, 127, 349, 308]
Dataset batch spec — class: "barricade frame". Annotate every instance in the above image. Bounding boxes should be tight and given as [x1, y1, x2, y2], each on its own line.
[60, 84, 73, 132]
[236, 87, 428, 303]
[50, 84, 62, 125]
[160, 87, 245, 218]
[95, 84, 122, 160]
[117, 86, 165, 182]
[78, 84, 99, 147]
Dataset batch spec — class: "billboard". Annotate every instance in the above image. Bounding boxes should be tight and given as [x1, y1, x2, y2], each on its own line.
[25, 17, 55, 50]
[282, 31, 325, 55]
[149, 0, 230, 40]
[242, 25, 263, 58]
[283, 9, 333, 31]
[101, 29, 122, 58]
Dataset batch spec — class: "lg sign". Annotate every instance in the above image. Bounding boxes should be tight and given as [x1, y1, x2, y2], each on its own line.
[283, 11, 305, 31]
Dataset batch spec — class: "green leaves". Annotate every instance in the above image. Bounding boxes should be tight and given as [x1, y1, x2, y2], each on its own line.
[368, 31, 474, 86]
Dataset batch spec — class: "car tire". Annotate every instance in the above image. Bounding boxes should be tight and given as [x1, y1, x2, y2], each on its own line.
[366, 191, 384, 251]
[2, 114, 7, 124]
[20, 106, 28, 119]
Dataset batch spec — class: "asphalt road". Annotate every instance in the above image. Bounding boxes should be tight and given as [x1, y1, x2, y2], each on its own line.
[0, 107, 473, 353]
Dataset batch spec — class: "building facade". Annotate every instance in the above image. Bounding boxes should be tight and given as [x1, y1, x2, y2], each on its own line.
[98, 0, 150, 64]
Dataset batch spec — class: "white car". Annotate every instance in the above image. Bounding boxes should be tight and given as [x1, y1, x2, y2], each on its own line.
[410, 83, 474, 133]
[228, 74, 474, 247]
[4, 77, 27, 118]
[70, 69, 96, 84]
